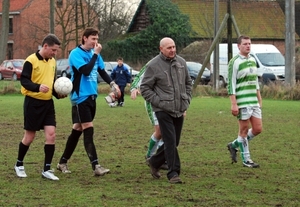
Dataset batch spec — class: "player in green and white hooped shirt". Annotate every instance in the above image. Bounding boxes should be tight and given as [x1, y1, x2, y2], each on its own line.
[227, 35, 263, 168]
[130, 64, 165, 162]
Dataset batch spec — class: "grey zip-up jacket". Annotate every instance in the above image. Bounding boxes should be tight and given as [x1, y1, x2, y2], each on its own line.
[140, 53, 192, 118]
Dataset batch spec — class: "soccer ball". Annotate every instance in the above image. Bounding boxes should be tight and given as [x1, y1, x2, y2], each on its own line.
[54, 77, 73, 95]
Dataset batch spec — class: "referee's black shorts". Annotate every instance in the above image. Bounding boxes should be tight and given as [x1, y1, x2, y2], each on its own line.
[72, 96, 96, 124]
[23, 96, 56, 131]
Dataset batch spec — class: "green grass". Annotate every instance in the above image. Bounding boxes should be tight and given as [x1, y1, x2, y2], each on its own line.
[0, 93, 299, 207]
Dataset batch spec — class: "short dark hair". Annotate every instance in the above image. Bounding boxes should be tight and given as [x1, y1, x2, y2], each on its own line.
[117, 57, 123, 61]
[42, 34, 61, 46]
[81, 27, 99, 44]
[237, 35, 250, 44]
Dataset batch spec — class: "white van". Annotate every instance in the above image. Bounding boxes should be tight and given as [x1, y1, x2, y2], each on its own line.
[210, 43, 285, 86]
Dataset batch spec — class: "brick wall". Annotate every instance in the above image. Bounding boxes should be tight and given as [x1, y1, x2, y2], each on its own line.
[0, 0, 96, 59]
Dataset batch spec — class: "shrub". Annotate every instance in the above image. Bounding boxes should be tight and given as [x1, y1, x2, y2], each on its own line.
[260, 81, 300, 100]
[2, 81, 300, 101]
[103, 0, 193, 63]
[0, 81, 21, 94]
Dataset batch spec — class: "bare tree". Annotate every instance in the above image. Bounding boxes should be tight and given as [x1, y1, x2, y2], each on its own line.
[21, 11, 50, 56]
[55, 0, 99, 57]
[18, 0, 98, 58]
[18, 0, 136, 58]
[54, 0, 137, 55]
[0, 0, 10, 62]
[91, 0, 137, 43]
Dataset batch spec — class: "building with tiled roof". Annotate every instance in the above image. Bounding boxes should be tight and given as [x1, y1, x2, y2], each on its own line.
[0, 0, 29, 12]
[0, 0, 53, 59]
[0, 0, 97, 59]
[172, 0, 287, 39]
[128, 0, 300, 54]
[277, 0, 300, 39]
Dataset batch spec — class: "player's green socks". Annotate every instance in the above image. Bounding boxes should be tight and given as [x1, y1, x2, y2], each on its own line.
[237, 136, 250, 163]
[231, 139, 239, 148]
[146, 134, 159, 158]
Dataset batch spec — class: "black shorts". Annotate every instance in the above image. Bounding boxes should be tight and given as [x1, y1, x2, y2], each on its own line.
[72, 96, 96, 124]
[23, 96, 56, 131]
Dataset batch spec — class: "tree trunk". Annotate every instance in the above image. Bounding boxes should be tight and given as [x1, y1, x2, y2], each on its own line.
[0, 0, 10, 62]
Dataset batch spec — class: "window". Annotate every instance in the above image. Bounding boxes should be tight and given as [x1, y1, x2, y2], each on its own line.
[56, 0, 63, 7]
[6, 61, 13, 68]
[9, 17, 13, 34]
[7, 43, 13, 59]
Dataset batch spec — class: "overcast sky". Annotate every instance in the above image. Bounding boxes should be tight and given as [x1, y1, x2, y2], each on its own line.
[127, 0, 140, 13]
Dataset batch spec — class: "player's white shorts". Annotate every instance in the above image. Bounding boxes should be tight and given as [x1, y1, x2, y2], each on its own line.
[145, 101, 158, 126]
[238, 106, 262, 120]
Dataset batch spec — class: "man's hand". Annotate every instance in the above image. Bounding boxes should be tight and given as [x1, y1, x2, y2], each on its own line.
[39, 84, 49, 93]
[231, 104, 239, 116]
[105, 81, 121, 104]
[110, 81, 121, 99]
[111, 84, 121, 99]
[229, 95, 239, 116]
[131, 88, 140, 100]
[94, 43, 102, 55]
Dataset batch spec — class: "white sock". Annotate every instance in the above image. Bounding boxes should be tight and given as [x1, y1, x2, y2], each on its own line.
[237, 136, 250, 162]
[247, 128, 255, 141]
[149, 134, 160, 157]
[157, 139, 164, 148]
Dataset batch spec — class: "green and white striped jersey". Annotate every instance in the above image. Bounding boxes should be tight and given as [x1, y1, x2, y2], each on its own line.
[130, 64, 147, 91]
[227, 54, 260, 108]
[130, 64, 154, 123]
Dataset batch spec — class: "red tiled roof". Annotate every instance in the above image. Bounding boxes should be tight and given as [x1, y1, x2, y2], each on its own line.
[0, 0, 32, 12]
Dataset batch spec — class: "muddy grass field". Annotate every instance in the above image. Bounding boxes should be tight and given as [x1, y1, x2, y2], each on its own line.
[0, 94, 299, 207]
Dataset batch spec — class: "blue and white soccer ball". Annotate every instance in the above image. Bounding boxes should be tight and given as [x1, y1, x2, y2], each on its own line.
[54, 77, 73, 95]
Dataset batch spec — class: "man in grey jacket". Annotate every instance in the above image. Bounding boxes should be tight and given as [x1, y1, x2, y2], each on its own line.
[140, 37, 192, 184]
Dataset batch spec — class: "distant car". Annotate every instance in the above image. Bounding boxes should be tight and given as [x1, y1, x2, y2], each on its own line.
[97, 62, 114, 83]
[98, 61, 139, 83]
[56, 58, 71, 78]
[0, 59, 25, 81]
[186, 61, 211, 85]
